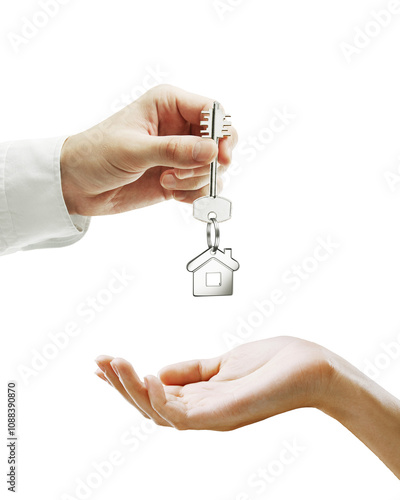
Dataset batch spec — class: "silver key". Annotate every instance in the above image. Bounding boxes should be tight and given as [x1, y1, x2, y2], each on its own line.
[193, 101, 232, 222]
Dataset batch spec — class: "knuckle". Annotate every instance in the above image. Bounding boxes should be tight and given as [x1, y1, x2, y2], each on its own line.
[163, 137, 180, 162]
[197, 360, 204, 380]
[146, 83, 173, 99]
[153, 83, 174, 94]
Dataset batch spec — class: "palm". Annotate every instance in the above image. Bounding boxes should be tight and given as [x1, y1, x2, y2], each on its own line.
[160, 337, 329, 430]
[96, 336, 331, 431]
[93, 166, 173, 215]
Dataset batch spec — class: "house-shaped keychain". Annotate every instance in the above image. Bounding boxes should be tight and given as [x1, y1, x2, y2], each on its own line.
[187, 248, 239, 297]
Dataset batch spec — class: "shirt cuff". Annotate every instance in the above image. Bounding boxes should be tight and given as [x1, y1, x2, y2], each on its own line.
[0, 136, 90, 256]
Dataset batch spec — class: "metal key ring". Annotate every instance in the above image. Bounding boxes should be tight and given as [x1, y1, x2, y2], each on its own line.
[207, 217, 220, 253]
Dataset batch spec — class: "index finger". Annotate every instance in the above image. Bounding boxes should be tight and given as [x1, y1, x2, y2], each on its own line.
[160, 85, 216, 125]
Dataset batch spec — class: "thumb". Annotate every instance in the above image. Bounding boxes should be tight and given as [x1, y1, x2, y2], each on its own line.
[142, 135, 217, 169]
[158, 356, 221, 386]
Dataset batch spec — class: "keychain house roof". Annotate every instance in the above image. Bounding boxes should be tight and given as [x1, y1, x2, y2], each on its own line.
[187, 248, 239, 297]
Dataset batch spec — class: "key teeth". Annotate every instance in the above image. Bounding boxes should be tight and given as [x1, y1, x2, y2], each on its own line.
[200, 109, 232, 139]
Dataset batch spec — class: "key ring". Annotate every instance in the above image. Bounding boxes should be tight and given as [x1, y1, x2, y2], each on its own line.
[207, 217, 220, 253]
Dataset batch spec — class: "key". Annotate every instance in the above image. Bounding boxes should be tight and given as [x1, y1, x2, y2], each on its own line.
[193, 101, 232, 222]
[187, 102, 239, 296]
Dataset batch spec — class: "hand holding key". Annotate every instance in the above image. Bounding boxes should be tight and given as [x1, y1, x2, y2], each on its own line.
[60, 85, 237, 216]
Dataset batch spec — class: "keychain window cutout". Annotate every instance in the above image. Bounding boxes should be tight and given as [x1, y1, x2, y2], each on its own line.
[206, 272, 222, 287]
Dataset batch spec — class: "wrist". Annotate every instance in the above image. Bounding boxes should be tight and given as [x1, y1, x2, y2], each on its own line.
[60, 135, 82, 216]
[317, 351, 362, 419]
[318, 351, 400, 477]
[317, 348, 400, 434]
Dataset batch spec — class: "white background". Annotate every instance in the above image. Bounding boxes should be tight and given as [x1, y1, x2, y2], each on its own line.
[1, 0, 400, 498]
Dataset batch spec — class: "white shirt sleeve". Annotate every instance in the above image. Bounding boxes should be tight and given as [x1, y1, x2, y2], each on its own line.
[0, 136, 90, 256]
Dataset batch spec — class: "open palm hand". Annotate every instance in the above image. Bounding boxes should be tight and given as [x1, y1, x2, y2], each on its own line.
[95, 337, 334, 431]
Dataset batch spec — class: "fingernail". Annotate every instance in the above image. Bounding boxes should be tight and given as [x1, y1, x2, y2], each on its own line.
[95, 359, 104, 370]
[162, 174, 176, 189]
[173, 191, 186, 201]
[143, 377, 149, 389]
[110, 363, 119, 377]
[193, 140, 215, 162]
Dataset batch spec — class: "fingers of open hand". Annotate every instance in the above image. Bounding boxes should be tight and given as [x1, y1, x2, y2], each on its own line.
[144, 375, 190, 430]
[95, 368, 111, 385]
[95, 355, 149, 419]
[109, 358, 171, 427]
